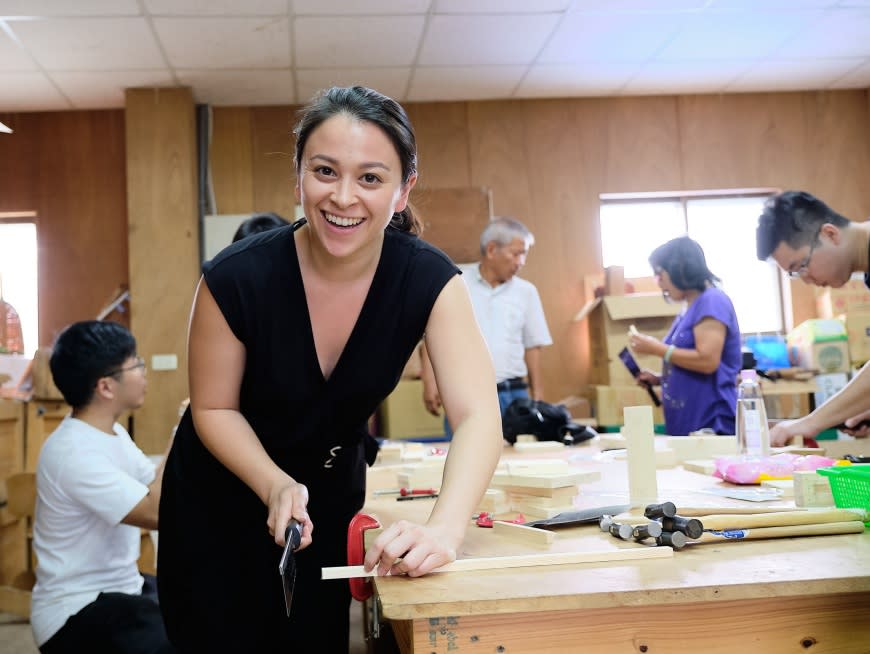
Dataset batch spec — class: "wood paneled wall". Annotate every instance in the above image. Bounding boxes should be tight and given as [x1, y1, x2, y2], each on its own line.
[125, 88, 200, 454]
[0, 110, 129, 346]
[210, 90, 870, 404]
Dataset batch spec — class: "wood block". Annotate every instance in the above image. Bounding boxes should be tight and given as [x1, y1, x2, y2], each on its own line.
[611, 447, 676, 468]
[624, 406, 658, 508]
[793, 470, 836, 508]
[510, 502, 576, 519]
[498, 484, 581, 499]
[508, 494, 574, 509]
[504, 459, 570, 475]
[597, 433, 626, 450]
[515, 434, 537, 443]
[682, 459, 716, 475]
[491, 470, 599, 489]
[762, 479, 795, 498]
[477, 488, 507, 513]
[664, 434, 738, 463]
[492, 520, 555, 546]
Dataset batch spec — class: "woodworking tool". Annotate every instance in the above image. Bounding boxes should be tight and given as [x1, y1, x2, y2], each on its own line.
[608, 522, 634, 540]
[644, 501, 677, 519]
[278, 519, 303, 617]
[373, 487, 437, 496]
[697, 508, 867, 531]
[656, 530, 687, 550]
[599, 515, 614, 532]
[476, 512, 526, 528]
[397, 493, 438, 501]
[346, 513, 382, 601]
[662, 516, 704, 539]
[524, 504, 631, 529]
[633, 522, 663, 541]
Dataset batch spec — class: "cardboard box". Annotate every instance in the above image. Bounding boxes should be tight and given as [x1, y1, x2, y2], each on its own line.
[378, 379, 445, 440]
[31, 348, 64, 400]
[763, 392, 810, 420]
[574, 294, 680, 385]
[844, 311, 870, 366]
[589, 385, 664, 426]
[786, 319, 850, 374]
[815, 278, 870, 318]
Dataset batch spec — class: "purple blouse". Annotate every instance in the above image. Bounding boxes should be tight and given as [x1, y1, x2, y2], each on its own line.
[660, 287, 741, 436]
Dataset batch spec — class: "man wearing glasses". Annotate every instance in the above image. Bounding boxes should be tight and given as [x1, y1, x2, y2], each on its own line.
[31, 320, 175, 653]
[756, 190, 870, 446]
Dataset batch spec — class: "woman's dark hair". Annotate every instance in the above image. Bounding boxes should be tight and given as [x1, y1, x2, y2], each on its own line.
[49, 320, 137, 409]
[293, 86, 421, 235]
[649, 236, 720, 292]
[232, 212, 290, 243]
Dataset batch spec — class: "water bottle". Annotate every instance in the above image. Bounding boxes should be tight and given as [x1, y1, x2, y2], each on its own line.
[736, 369, 770, 458]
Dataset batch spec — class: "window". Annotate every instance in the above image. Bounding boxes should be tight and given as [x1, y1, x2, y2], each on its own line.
[0, 220, 39, 357]
[599, 191, 783, 334]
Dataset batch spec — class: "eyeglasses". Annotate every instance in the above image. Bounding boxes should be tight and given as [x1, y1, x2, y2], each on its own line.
[105, 356, 146, 378]
[787, 231, 821, 279]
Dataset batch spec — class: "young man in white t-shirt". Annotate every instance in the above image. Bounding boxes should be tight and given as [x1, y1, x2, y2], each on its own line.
[31, 320, 174, 653]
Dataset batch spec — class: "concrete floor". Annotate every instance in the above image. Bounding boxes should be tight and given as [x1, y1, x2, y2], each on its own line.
[0, 601, 371, 653]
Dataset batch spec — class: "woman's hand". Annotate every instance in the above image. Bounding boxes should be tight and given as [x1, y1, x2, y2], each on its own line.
[637, 370, 661, 387]
[363, 520, 458, 578]
[629, 331, 662, 356]
[769, 418, 816, 447]
[265, 475, 313, 550]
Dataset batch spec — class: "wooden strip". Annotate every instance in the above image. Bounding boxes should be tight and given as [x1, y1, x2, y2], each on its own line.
[675, 506, 804, 516]
[492, 521, 555, 545]
[700, 509, 867, 531]
[696, 521, 865, 542]
[322, 545, 672, 580]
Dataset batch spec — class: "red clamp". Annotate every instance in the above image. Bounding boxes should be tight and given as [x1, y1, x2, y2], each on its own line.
[475, 512, 526, 528]
[347, 513, 381, 601]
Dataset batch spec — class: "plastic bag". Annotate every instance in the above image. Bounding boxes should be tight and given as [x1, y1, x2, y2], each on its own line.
[713, 453, 836, 485]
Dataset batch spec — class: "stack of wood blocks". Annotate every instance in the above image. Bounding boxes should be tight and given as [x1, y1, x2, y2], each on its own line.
[489, 459, 600, 519]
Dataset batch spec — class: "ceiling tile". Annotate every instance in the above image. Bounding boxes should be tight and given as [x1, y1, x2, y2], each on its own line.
[621, 60, 751, 95]
[51, 69, 175, 109]
[571, 0, 709, 10]
[433, 0, 571, 13]
[418, 14, 559, 66]
[0, 24, 37, 70]
[728, 57, 866, 92]
[144, 0, 288, 16]
[0, 0, 140, 16]
[776, 8, 870, 58]
[296, 68, 411, 103]
[656, 10, 822, 60]
[828, 58, 870, 87]
[711, 0, 837, 7]
[293, 0, 431, 14]
[154, 17, 290, 68]
[10, 18, 164, 70]
[176, 69, 295, 105]
[295, 16, 424, 67]
[407, 65, 525, 101]
[540, 12, 684, 63]
[0, 71, 69, 110]
[518, 62, 639, 98]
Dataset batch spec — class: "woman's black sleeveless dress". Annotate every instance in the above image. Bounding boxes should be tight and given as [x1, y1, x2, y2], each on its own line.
[158, 223, 458, 652]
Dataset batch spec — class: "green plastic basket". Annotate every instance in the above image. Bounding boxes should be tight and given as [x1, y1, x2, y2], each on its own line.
[816, 466, 870, 525]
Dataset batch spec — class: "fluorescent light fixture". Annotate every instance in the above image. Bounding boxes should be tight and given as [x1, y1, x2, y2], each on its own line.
[0, 121, 11, 134]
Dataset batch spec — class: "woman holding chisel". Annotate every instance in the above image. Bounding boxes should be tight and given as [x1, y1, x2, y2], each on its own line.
[156, 86, 503, 652]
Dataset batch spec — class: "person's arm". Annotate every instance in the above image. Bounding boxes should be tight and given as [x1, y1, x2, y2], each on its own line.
[630, 317, 725, 375]
[419, 342, 443, 416]
[364, 275, 502, 577]
[185, 277, 312, 549]
[524, 346, 544, 400]
[770, 361, 870, 446]
[121, 432, 174, 530]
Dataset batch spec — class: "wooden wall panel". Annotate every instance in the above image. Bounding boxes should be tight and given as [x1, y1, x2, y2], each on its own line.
[125, 88, 199, 453]
[0, 110, 128, 348]
[250, 106, 298, 219]
[210, 107, 254, 214]
[405, 102, 471, 190]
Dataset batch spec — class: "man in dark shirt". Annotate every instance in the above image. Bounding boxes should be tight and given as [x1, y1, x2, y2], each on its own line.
[756, 190, 870, 445]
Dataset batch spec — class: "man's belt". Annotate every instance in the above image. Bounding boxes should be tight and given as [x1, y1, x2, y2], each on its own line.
[496, 377, 527, 392]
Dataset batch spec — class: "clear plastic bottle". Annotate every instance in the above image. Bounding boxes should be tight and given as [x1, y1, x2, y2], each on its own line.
[736, 369, 770, 458]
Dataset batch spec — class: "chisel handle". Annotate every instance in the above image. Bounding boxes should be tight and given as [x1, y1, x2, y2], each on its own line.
[695, 521, 865, 543]
[700, 509, 867, 531]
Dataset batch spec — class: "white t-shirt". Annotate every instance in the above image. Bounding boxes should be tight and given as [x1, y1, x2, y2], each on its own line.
[459, 263, 553, 383]
[31, 416, 156, 646]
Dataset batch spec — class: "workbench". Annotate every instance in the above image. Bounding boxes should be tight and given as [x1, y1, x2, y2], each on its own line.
[359, 441, 870, 653]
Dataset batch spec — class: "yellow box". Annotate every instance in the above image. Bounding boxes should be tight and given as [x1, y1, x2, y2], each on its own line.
[589, 385, 664, 426]
[574, 294, 680, 385]
[815, 278, 870, 318]
[786, 319, 850, 374]
[378, 379, 445, 440]
[844, 311, 870, 366]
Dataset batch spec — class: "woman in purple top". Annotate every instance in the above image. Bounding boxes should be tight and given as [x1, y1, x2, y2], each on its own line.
[629, 237, 742, 436]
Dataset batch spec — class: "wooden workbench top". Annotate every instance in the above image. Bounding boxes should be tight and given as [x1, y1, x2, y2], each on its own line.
[362, 440, 870, 622]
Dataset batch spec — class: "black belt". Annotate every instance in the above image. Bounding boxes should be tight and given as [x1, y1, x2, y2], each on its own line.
[496, 377, 527, 392]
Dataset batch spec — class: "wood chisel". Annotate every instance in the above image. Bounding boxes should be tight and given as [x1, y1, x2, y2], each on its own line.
[278, 519, 303, 617]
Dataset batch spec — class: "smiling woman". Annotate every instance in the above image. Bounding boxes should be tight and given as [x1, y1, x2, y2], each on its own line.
[156, 86, 503, 653]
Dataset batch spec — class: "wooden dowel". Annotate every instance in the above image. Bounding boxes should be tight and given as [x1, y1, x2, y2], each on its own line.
[322, 545, 673, 580]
